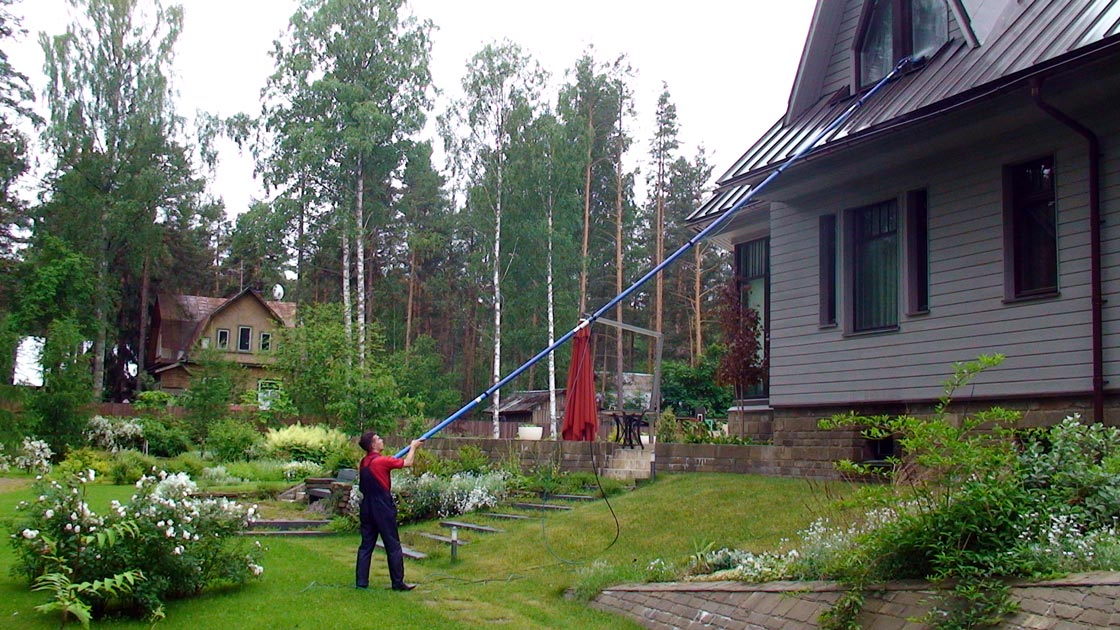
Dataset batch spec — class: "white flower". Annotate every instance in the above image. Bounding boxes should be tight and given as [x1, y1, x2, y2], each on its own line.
[165, 528, 175, 538]
[74, 526, 81, 534]
[248, 563, 264, 576]
[44, 509, 54, 519]
[172, 546, 184, 556]
[87, 469, 96, 481]
[21, 529, 39, 539]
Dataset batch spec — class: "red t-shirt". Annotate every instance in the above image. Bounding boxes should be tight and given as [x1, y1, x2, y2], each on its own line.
[360, 452, 404, 492]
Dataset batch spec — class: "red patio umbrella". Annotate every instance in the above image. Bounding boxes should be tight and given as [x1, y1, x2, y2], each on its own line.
[561, 326, 598, 441]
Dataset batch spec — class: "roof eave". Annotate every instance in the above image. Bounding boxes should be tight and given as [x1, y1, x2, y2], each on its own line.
[718, 35, 1120, 193]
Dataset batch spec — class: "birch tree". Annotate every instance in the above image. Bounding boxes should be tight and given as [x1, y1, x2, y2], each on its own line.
[440, 41, 546, 437]
[261, 0, 433, 364]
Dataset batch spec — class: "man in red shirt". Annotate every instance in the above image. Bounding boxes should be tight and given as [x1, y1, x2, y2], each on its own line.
[355, 432, 424, 590]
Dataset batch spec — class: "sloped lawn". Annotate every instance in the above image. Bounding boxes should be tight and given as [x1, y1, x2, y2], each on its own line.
[0, 472, 839, 629]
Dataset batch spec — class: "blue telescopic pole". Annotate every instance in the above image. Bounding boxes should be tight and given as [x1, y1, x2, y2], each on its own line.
[395, 56, 916, 458]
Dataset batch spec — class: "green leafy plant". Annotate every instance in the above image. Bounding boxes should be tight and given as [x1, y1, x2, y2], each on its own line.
[28, 518, 146, 629]
[207, 418, 263, 463]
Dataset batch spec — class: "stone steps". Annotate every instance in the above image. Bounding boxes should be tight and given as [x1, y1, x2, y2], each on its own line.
[439, 520, 504, 533]
[601, 447, 653, 481]
[416, 531, 470, 545]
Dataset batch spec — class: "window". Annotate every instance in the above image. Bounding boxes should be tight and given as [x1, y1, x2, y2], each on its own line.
[1004, 156, 1057, 298]
[906, 189, 929, 314]
[238, 326, 252, 352]
[849, 200, 899, 332]
[216, 329, 230, 350]
[200, 336, 211, 349]
[819, 215, 837, 326]
[259, 332, 272, 352]
[257, 379, 282, 410]
[856, 0, 948, 87]
[736, 238, 770, 399]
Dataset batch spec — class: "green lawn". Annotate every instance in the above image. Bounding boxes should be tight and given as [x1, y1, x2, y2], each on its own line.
[0, 473, 843, 629]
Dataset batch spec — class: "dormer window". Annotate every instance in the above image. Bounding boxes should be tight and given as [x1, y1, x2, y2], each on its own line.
[857, 0, 948, 87]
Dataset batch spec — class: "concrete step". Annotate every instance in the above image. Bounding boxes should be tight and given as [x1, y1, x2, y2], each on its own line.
[509, 502, 573, 511]
[439, 520, 503, 533]
[248, 519, 330, 531]
[601, 468, 651, 481]
[242, 529, 333, 537]
[377, 540, 426, 560]
[548, 493, 599, 501]
[416, 532, 469, 545]
[487, 512, 536, 520]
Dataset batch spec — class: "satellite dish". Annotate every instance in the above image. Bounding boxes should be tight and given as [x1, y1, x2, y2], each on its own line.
[271, 283, 285, 300]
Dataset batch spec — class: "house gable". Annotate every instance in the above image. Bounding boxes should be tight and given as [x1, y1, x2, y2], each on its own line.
[148, 289, 297, 391]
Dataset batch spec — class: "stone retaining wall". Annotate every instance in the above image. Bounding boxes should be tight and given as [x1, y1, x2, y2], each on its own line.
[592, 573, 1120, 629]
[423, 437, 853, 480]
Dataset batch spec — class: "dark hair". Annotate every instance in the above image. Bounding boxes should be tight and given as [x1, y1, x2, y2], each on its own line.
[359, 431, 377, 453]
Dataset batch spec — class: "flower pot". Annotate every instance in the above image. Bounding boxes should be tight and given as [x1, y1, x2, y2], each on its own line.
[517, 426, 543, 440]
[640, 434, 654, 446]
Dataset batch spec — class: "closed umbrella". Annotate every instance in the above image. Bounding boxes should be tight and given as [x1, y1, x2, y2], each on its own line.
[561, 326, 597, 441]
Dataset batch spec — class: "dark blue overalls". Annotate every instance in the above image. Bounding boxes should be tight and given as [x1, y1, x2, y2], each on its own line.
[355, 455, 406, 589]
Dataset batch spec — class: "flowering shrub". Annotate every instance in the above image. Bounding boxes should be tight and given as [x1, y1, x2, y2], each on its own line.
[10, 469, 265, 620]
[0, 442, 11, 471]
[281, 460, 325, 481]
[261, 424, 352, 469]
[84, 416, 144, 453]
[15, 437, 53, 473]
[683, 357, 1120, 630]
[393, 470, 510, 523]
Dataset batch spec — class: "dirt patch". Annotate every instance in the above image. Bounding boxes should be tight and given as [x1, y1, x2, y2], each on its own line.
[0, 477, 32, 494]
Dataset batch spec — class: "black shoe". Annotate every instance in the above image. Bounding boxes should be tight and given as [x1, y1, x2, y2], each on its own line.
[391, 583, 416, 591]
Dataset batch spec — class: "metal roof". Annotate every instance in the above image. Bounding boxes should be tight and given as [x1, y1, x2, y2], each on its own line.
[688, 0, 1120, 224]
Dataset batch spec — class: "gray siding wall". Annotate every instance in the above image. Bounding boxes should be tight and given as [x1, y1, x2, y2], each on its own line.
[767, 99, 1116, 407]
[820, 0, 862, 97]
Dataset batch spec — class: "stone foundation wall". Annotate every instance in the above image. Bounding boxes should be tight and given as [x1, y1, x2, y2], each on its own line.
[593, 573, 1120, 629]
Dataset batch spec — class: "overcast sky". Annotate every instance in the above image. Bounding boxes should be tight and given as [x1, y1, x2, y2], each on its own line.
[9, 0, 817, 216]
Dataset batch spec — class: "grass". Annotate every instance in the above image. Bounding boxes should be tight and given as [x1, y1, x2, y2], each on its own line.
[0, 472, 846, 629]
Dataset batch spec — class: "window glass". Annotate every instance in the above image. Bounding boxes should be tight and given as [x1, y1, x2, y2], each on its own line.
[911, 0, 948, 58]
[861, 0, 894, 86]
[238, 326, 252, 352]
[819, 215, 838, 325]
[260, 332, 272, 352]
[851, 200, 899, 331]
[1009, 157, 1056, 296]
[217, 329, 230, 350]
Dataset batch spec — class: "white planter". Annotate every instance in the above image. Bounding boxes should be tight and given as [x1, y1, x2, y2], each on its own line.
[640, 434, 654, 446]
[517, 426, 543, 440]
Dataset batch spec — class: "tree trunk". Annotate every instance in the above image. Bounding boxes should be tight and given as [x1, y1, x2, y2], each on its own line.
[491, 146, 504, 438]
[693, 245, 703, 365]
[355, 161, 366, 368]
[614, 106, 625, 409]
[579, 116, 594, 315]
[342, 211, 353, 360]
[136, 255, 150, 392]
[546, 188, 558, 439]
[405, 248, 416, 353]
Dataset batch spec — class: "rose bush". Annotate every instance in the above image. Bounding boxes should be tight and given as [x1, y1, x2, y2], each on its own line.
[10, 469, 265, 620]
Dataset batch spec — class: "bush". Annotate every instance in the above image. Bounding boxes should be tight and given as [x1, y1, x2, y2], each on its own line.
[222, 459, 287, 483]
[163, 452, 206, 479]
[85, 415, 144, 452]
[138, 415, 191, 457]
[10, 470, 263, 620]
[261, 424, 353, 468]
[393, 470, 510, 523]
[689, 356, 1120, 630]
[54, 447, 112, 480]
[207, 418, 263, 463]
[109, 450, 158, 485]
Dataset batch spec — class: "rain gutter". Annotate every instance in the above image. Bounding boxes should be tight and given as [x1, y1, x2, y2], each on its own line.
[1030, 77, 1104, 423]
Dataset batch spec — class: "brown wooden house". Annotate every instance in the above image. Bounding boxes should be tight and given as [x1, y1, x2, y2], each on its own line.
[146, 289, 297, 394]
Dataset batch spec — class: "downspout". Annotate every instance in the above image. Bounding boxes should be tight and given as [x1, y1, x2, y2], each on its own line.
[1029, 78, 1104, 422]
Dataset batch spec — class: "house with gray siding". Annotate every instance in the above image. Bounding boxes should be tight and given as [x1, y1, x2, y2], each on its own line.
[688, 0, 1120, 455]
